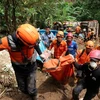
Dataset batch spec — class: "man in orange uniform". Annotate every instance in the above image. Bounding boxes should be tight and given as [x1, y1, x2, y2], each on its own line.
[49, 31, 67, 59]
[76, 40, 94, 78]
[0, 24, 42, 100]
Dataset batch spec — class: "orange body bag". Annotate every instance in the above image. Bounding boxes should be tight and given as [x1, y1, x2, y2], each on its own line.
[43, 55, 74, 84]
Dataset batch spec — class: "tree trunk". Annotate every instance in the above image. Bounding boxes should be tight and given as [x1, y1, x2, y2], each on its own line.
[12, 0, 16, 31]
[4, 0, 9, 32]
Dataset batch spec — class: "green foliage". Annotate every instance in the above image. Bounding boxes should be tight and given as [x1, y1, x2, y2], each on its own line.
[0, 0, 100, 33]
[73, 0, 100, 22]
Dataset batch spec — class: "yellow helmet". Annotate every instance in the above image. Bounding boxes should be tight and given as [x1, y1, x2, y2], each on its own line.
[56, 31, 64, 37]
[85, 40, 94, 48]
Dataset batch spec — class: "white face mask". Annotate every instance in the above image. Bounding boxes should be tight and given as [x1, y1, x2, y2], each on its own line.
[89, 61, 97, 70]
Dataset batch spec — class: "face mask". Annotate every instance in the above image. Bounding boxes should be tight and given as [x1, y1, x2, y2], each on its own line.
[89, 61, 97, 71]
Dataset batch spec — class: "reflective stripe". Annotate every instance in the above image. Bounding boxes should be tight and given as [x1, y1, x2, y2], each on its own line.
[12, 61, 32, 66]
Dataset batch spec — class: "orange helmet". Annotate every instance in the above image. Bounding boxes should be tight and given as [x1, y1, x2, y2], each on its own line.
[16, 24, 39, 46]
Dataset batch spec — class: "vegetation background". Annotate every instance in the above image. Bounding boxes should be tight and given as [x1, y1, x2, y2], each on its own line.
[0, 0, 100, 34]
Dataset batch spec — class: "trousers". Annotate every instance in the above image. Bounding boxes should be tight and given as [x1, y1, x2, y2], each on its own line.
[12, 62, 37, 96]
[72, 79, 99, 100]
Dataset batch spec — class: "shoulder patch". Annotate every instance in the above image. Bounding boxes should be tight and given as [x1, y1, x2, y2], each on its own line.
[7, 35, 18, 51]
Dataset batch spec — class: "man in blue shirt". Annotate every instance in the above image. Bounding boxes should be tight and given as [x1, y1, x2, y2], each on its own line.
[66, 32, 78, 57]
[41, 26, 55, 48]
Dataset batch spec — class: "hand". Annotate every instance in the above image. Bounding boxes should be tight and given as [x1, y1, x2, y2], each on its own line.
[69, 54, 74, 59]
[69, 54, 75, 62]
[60, 56, 62, 59]
[40, 56, 46, 62]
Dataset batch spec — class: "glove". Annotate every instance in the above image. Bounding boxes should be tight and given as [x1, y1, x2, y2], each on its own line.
[41, 57, 46, 62]
[69, 54, 75, 60]
[40, 55, 46, 62]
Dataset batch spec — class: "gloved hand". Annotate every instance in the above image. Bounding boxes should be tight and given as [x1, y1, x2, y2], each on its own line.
[41, 57, 46, 62]
[69, 54, 75, 62]
[40, 49, 51, 62]
[69, 54, 74, 59]
[39, 56, 46, 62]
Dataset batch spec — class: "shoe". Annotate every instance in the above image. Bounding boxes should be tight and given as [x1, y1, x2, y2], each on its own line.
[79, 98, 83, 100]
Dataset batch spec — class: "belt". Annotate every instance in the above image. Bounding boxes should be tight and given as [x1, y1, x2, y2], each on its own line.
[12, 61, 33, 66]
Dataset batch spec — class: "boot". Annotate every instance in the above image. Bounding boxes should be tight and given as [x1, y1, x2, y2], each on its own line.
[30, 95, 37, 100]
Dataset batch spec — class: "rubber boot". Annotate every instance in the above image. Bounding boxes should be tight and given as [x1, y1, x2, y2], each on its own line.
[30, 95, 37, 100]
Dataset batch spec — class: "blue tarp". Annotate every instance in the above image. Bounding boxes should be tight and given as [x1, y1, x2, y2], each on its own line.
[36, 40, 46, 62]
[39, 29, 68, 37]
[38, 29, 58, 36]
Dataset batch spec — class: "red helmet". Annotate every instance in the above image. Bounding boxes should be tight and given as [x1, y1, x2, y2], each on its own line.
[67, 32, 73, 38]
[16, 24, 39, 46]
[89, 50, 100, 60]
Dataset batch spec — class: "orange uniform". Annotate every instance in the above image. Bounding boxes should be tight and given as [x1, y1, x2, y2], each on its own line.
[49, 39, 67, 59]
[76, 49, 90, 64]
[0, 37, 34, 63]
[76, 40, 94, 64]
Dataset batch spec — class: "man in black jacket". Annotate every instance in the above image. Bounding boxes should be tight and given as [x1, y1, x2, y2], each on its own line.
[72, 50, 100, 100]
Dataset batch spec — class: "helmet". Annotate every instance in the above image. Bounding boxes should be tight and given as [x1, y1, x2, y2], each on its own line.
[85, 40, 94, 48]
[67, 32, 73, 38]
[16, 24, 39, 46]
[56, 31, 64, 37]
[89, 50, 100, 60]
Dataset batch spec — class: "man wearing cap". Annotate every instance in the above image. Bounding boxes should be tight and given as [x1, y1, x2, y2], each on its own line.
[41, 26, 55, 48]
[49, 31, 67, 59]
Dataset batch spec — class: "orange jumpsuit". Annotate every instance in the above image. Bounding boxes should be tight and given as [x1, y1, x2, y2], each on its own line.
[49, 39, 67, 59]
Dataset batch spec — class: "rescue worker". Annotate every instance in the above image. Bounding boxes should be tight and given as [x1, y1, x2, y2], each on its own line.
[0, 24, 42, 100]
[86, 28, 92, 41]
[49, 31, 67, 59]
[76, 40, 94, 64]
[66, 32, 78, 57]
[90, 28, 95, 40]
[72, 50, 100, 100]
[75, 40, 94, 82]
[41, 26, 55, 48]
[75, 25, 81, 37]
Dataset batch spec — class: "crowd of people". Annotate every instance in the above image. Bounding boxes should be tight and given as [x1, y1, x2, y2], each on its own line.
[0, 23, 99, 100]
[40, 24, 100, 100]
[52, 21, 96, 42]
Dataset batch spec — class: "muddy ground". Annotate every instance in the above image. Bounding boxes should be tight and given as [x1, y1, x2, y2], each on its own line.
[0, 38, 100, 100]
